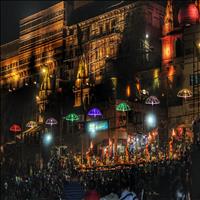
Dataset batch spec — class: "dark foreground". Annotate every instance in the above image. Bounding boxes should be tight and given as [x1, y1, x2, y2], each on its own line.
[1, 145, 200, 200]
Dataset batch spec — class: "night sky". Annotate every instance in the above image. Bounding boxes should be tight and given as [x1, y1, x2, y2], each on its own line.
[0, 0, 189, 45]
[0, 1, 60, 45]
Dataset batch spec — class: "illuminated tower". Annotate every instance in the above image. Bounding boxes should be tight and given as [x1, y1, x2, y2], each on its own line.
[36, 66, 52, 123]
[161, 0, 175, 66]
[163, 0, 174, 36]
[74, 54, 90, 108]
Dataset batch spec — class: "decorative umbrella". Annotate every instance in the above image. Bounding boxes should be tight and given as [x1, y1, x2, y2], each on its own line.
[116, 102, 131, 112]
[26, 121, 37, 128]
[10, 124, 22, 133]
[177, 88, 192, 99]
[64, 113, 79, 122]
[87, 108, 102, 118]
[45, 118, 58, 126]
[145, 96, 160, 106]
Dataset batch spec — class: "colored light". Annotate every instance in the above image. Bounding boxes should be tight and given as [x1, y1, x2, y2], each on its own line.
[168, 65, 175, 82]
[177, 88, 192, 99]
[116, 102, 131, 112]
[145, 96, 160, 106]
[10, 124, 22, 133]
[42, 68, 47, 73]
[36, 96, 40, 101]
[45, 118, 58, 126]
[43, 133, 53, 146]
[86, 120, 109, 137]
[87, 108, 102, 118]
[153, 69, 160, 89]
[26, 121, 37, 128]
[65, 113, 79, 122]
[140, 89, 149, 95]
[145, 113, 156, 128]
[126, 85, 131, 97]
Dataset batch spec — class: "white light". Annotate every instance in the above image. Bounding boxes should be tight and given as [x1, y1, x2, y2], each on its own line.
[145, 113, 156, 128]
[43, 133, 53, 145]
[145, 34, 149, 39]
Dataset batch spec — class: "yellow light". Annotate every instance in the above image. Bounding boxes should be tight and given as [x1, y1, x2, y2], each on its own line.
[126, 85, 131, 97]
[198, 42, 200, 48]
[36, 96, 40, 100]
[14, 74, 19, 81]
[42, 68, 46, 73]
[153, 69, 160, 89]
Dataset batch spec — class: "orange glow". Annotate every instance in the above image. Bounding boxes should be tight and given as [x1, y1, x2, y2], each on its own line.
[168, 65, 175, 82]
[148, 134, 152, 142]
[13, 74, 20, 81]
[172, 129, 176, 137]
[162, 36, 177, 65]
[90, 141, 93, 149]
[126, 84, 131, 97]
[136, 79, 140, 91]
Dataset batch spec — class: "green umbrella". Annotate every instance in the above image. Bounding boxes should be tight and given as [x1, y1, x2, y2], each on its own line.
[64, 113, 79, 122]
[116, 102, 131, 112]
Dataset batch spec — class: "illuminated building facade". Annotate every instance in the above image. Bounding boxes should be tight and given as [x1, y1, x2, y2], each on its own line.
[161, 0, 200, 127]
[3, 1, 192, 157]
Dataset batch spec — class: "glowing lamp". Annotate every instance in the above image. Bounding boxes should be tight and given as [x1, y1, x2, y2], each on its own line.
[145, 113, 156, 128]
[43, 133, 53, 146]
[42, 68, 47, 73]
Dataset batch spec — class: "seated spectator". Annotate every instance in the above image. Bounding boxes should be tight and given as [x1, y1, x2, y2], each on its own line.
[119, 179, 138, 200]
[84, 180, 100, 200]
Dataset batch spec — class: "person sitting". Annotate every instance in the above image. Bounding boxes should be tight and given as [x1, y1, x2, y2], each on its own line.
[119, 179, 138, 200]
[84, 180, 100, 200]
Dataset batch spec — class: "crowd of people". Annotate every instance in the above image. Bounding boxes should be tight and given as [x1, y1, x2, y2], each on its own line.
[1, 143, 194, 200]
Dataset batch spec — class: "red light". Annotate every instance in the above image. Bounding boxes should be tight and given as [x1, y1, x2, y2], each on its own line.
[178, 3, 199, 26]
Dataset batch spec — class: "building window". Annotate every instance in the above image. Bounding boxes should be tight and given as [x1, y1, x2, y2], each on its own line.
[185, 48, 193, 55]
[190, 74, 200, 86]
